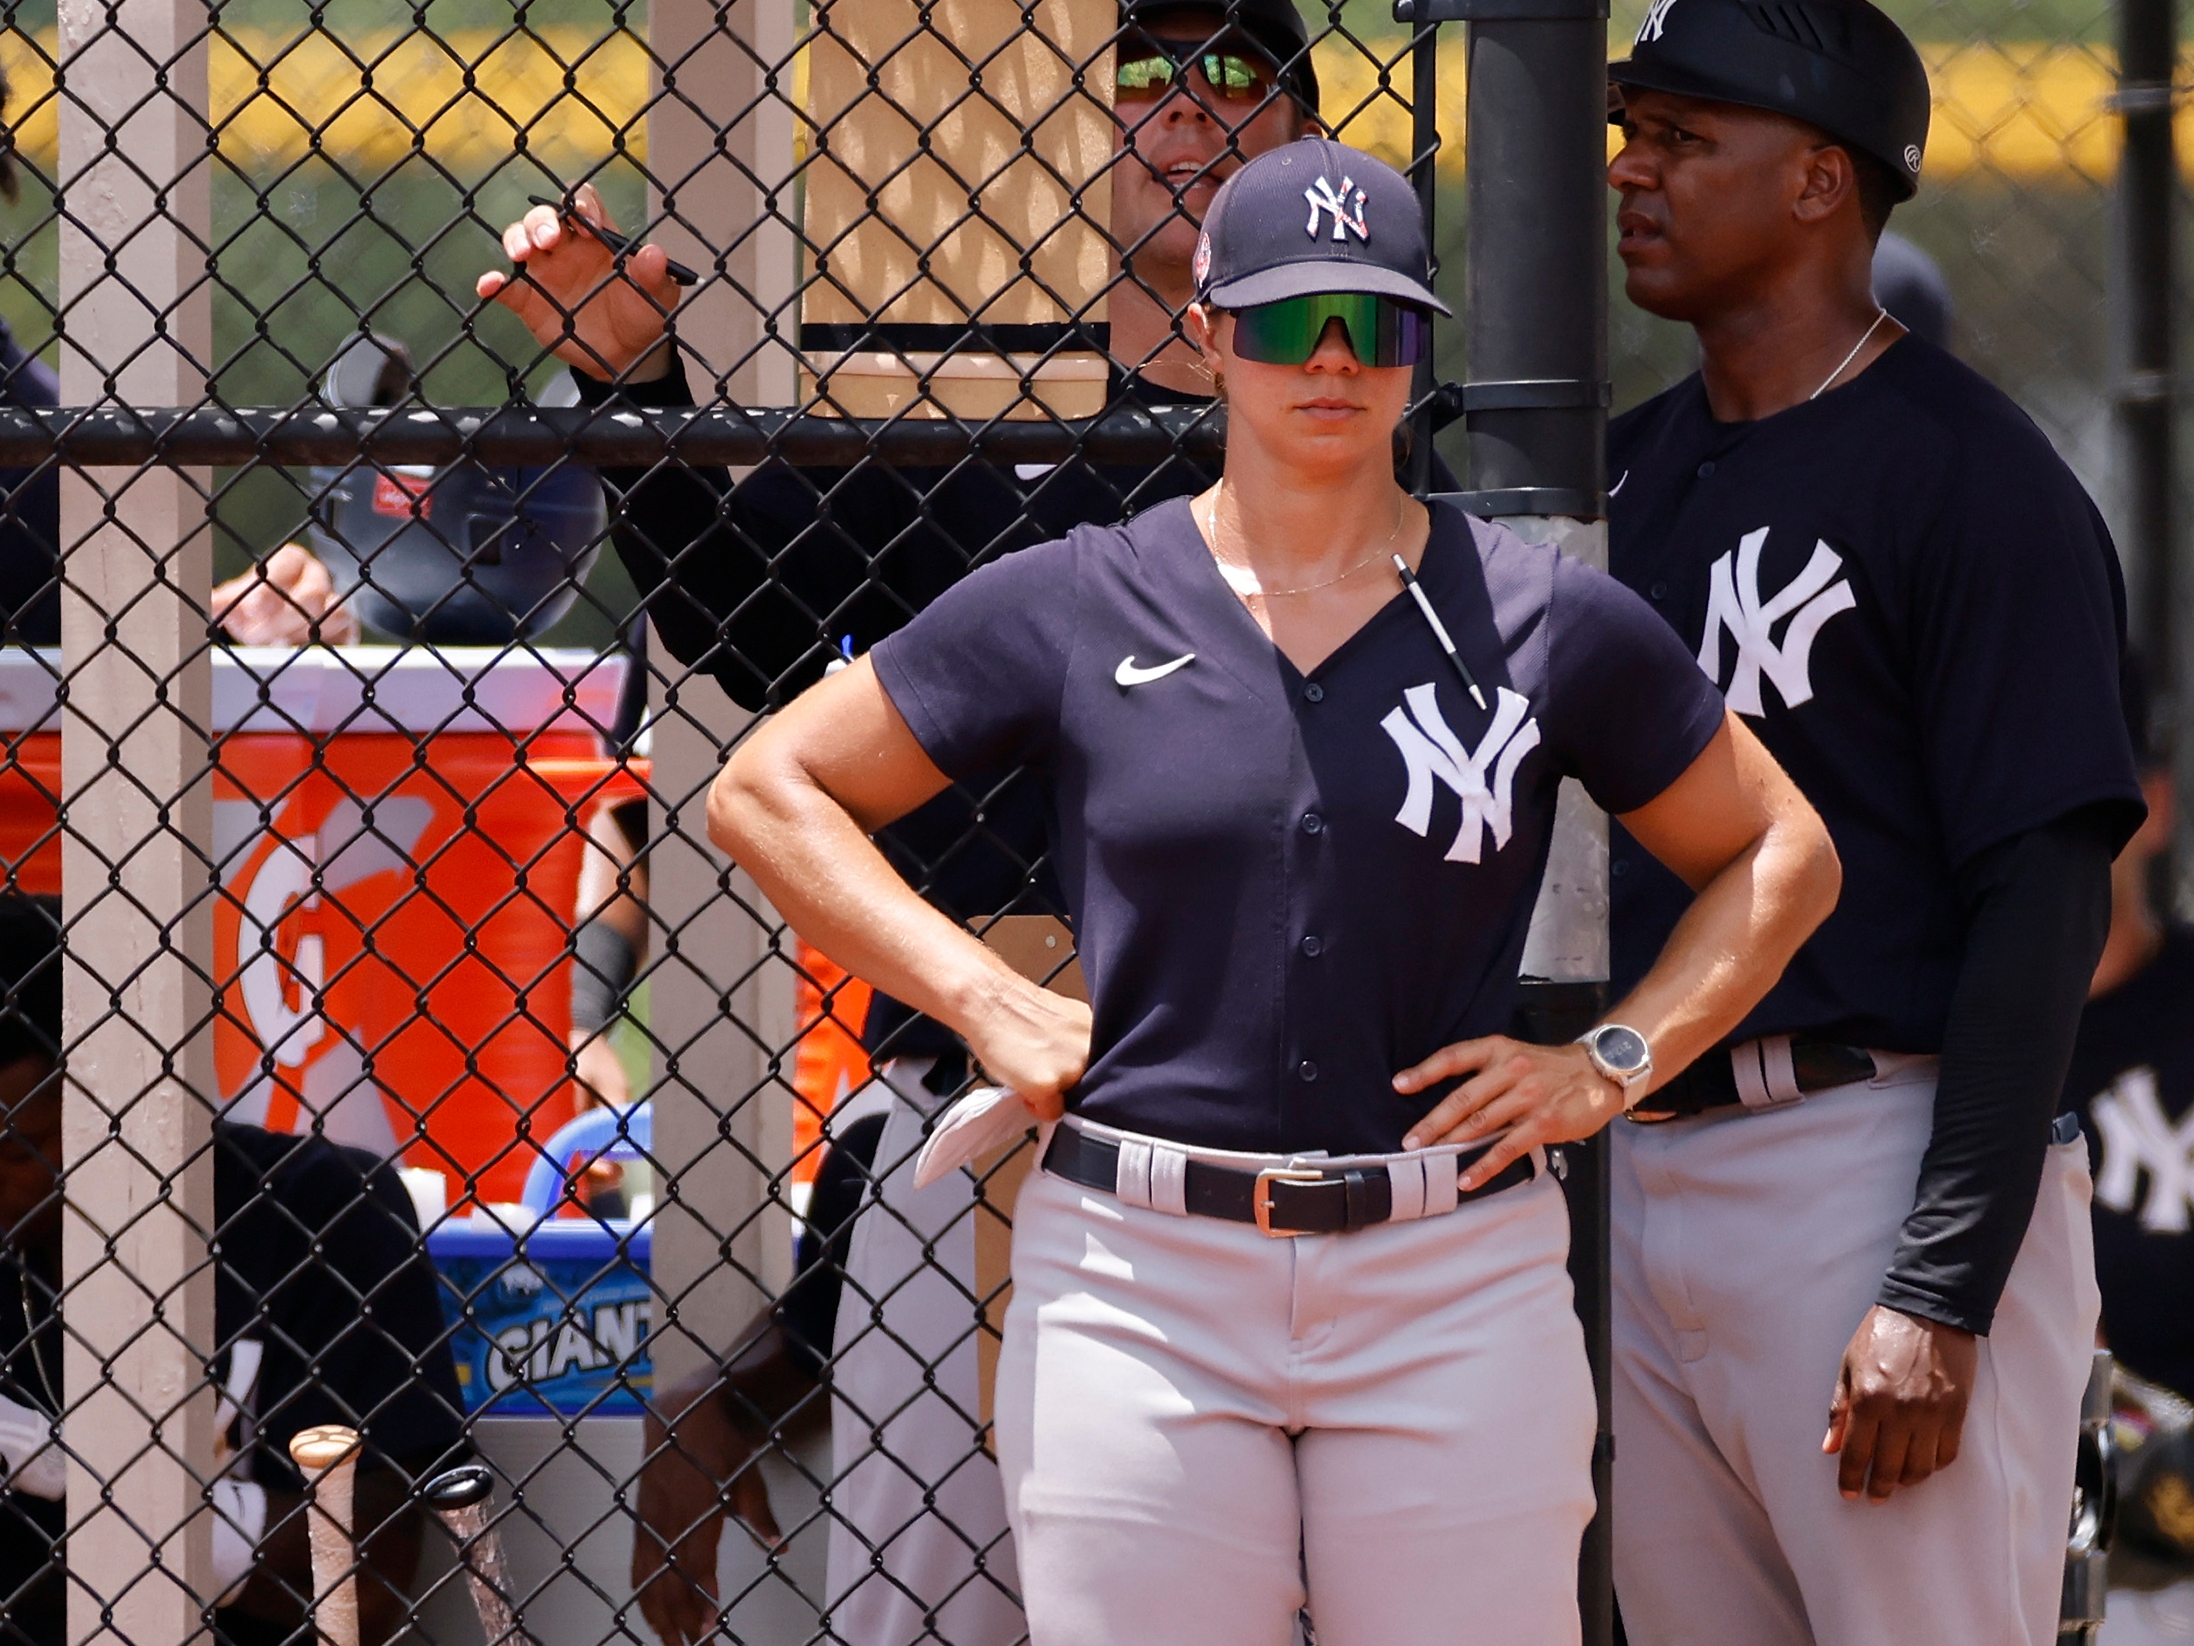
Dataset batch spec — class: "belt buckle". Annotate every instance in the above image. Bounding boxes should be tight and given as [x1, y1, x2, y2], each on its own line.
[1252, 1166, 1325, 1236]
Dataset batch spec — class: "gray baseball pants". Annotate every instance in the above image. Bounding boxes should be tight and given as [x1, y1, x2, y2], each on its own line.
[995, 1124, 1597, 1646]
[1611, 1065, 2098, 1646]
[826, 1062, 1026, 1646]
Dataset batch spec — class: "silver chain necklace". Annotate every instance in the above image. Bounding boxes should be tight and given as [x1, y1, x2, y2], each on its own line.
[1206, 487, 1406, 599]
[1809, 308, 1891, 401]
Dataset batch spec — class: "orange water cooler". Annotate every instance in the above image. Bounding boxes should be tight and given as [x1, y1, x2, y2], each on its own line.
[0, 648, 640, 1208]
[207, 647, 640, 1207]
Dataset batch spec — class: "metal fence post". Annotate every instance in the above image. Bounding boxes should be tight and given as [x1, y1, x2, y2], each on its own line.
[53, 0, 216, 1640]
[2112, 0, 2182, 903]
[1462, 11, 1615, 1640]
[1402, 0, 1614, 1636]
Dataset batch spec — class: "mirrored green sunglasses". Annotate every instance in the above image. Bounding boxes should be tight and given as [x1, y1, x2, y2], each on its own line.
[1116, 37, 1276, 103]
[1227, 293, 1431, 368]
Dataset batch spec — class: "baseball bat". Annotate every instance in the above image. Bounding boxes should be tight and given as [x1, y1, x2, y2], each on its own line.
[288, 1424, 364, 1646]
[421, 1463, 532, 1646]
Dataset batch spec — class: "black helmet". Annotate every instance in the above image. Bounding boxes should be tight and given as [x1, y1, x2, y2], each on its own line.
[1609, 0, 1931, 201]
[307, 335, 606, 645]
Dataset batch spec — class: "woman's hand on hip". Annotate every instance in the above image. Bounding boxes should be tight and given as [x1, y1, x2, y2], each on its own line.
[1393, 1037, 1625, 1189]
[964, 980, 1093, 1121]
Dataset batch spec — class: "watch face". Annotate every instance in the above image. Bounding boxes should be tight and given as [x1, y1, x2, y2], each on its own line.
[1594, 1025, 1649, 1074]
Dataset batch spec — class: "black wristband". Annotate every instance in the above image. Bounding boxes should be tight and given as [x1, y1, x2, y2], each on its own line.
[570, 922, 637, 1035]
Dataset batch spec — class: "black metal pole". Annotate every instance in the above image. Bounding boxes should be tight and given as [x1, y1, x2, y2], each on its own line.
[1458, 9, 1609, 520]
[1511, 980, 1615, 1646]
[1406, 19, 1441, 498]
[1461, 11, 1614, 1643]
[1400, 0, 1613, 1639]
[2113, 0, 2181, 900]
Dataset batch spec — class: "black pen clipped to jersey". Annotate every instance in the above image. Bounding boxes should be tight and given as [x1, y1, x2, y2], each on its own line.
[527, 196, 699, 286]
[1393, 554, 1488, 710]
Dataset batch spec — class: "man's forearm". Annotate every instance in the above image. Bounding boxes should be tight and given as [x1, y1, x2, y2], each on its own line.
[1878, 807, 2116, 1333]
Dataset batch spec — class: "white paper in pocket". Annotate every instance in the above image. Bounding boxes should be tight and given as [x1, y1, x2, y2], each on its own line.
[913, 1085, 1037, 1190]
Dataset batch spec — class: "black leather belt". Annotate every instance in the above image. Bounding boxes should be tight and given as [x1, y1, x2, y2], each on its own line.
[1627, 1037, 1878, 1123]
[1041, 1126, 1536, 1236]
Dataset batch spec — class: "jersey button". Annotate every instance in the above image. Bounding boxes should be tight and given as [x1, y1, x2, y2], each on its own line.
[1649, 581, 1668, 602]
[1302, 683, 1325, 704]
[1298, 1060, 1319, 1083]
[1300, 935, 1324, 957]
[1697, 461, 1717, 478]
[1301, 812, 1324, 835]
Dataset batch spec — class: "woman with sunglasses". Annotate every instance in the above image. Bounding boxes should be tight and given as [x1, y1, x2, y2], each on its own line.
[710, 139, 1840, 1644]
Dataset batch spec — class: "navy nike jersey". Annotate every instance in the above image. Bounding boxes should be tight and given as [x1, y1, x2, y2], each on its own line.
[1608, 335, 2144, 1052]
[873, 497, 1722, 1155]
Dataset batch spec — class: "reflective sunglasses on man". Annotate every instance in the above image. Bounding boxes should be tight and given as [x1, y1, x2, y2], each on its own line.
[1226, 293, 1431, 368]
[1115, 32, 1280, 104]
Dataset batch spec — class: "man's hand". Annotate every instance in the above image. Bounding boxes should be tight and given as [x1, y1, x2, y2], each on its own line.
[212, 543, 360, 646]
[570, 1032, 632, 1111]
[476, 184, 682, 383]
[1393, 1037, 1626, 1190]
[961, 980, 1091, 1123]
[633, 1369, 782, 1646]
[1823, 1304, 1978, 1501]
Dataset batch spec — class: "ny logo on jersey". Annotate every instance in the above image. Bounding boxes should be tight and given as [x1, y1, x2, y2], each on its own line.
[1635, 0, 1678, 42]
[1380, 684, 1541, 864]
[1304, 175, 1370, 243]
[2092, 1066, 2194, 1233]
[1696, 526, 1858, 716]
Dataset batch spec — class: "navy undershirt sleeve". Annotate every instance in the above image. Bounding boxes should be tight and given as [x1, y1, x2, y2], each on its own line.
[1877, 804, 2115, 1334]
[1539, 551, 1727, 815]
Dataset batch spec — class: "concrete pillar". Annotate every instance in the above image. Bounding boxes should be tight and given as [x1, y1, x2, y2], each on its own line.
[641, 0, 800, 1392]
[54, 0, 216, 1641]
[646, 0, 799, 404]
[638, 681, 792, 1373]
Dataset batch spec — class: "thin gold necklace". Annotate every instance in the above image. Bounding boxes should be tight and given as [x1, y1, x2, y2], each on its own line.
[1206, 488, 1406, 599]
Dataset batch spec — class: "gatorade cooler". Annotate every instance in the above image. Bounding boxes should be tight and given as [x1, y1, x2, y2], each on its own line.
[209, 646, 642, 1205]
[0, 651, 60, 896]
[430, 1105, 655, 1416]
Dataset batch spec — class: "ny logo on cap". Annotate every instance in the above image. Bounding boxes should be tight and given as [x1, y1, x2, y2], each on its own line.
[1304, 175, 1369, 242]
[1636, 0, 1677, 42]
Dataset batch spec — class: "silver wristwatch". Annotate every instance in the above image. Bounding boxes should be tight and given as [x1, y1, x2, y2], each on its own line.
[1578, 1023, 1653, 1104]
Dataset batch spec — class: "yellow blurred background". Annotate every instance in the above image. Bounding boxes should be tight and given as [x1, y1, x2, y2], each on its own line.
[0, 26, 2176, 185]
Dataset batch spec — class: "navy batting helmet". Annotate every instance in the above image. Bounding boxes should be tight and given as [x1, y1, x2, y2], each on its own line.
[306, 336, 606, 645]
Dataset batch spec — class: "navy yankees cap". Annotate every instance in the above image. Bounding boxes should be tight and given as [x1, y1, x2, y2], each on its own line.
[1609, 0, 1931, 201]
[1193, 138, 1450, 313]
[1123, 0, 1321, 112]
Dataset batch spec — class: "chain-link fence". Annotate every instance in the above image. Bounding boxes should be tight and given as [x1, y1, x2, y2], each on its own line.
[0, 1, 2177, 1644]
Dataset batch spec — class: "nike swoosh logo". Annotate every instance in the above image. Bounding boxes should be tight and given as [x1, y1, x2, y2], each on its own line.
[1115, 653, 1195, 688]
[1609, 469, 1629, 497]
